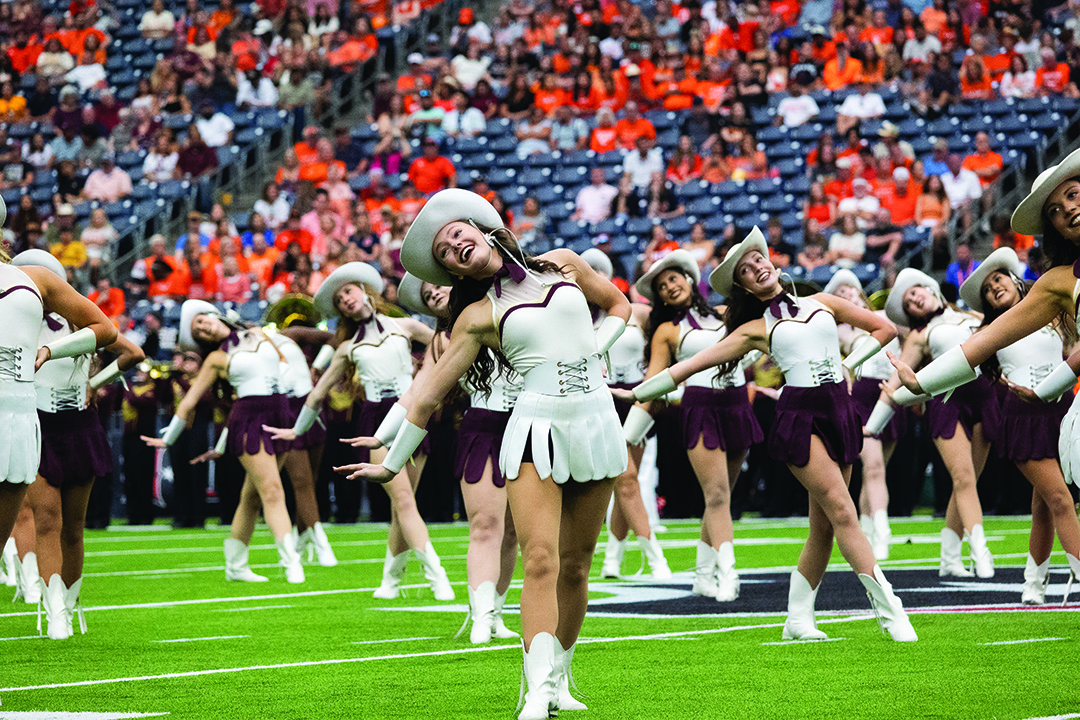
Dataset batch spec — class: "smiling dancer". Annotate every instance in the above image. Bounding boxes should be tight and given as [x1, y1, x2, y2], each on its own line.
[145, 301, 305, 584]
[824, 269, 902, 560]
[579, 249, 671, 582]
[623, 228, 916, 642]
[11, 250, 144, 638]
[332, 190, 629, 717]
[265, 262, 454, 601]
[863, 268, 997, 578]
[396, 272, 520, 643]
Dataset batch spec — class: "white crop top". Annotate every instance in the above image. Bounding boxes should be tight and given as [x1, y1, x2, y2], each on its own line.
[602, 314, 645, 385]
[270, 334, 313, 398]
[227, 331, 287, 398]
[925, 308, 980, 361]
[764, 296, 844, 387]
[36, 313, 90, 411]
[0, 264, 43, 384]
[349, 314, 414, 400]
[996, 324, 1064, 390]
[675, 308, 745, 389]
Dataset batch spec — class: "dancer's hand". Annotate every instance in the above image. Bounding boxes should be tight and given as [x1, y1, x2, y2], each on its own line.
[333, 462, 394, 483]
[141, 435, 167, 448]
[842, 365, 855, 393]
[610, 387, 635, 403]
[341, 435, 383, 449]
[34, 346, 50, 371]
[190, 449, 221, 464]
[263, 425, 297, 442]
[1005, 380, 1042, 404]
[887, 351, 923, 395]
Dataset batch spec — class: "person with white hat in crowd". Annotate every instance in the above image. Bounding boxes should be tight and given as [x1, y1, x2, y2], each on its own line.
[620, 227, 916, 642]
[864, 268, 997, 578]
[264, 262, 454, 601]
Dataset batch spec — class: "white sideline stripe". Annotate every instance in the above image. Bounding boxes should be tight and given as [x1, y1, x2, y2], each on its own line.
[979, 637, 1066, 646]
[152, 635, 249, 643]
[0, 635, 41, 641]
[0, 617, 877, 694]
[85, 543, 466, 558]
[761, 637, 848, 646]
[349, 636, 441, 645]
[1020, 715, 1080, 719]
[0, 713, 170, 719]
[212, 606, 293, 613]
[83, 557, 410, 578]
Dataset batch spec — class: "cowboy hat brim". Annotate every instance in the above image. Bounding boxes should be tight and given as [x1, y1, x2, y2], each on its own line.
[1012, 146, 1080, 235]
[708, 226, 768, 297]
[635, 248, 701, 301]
[823, 268, 863, 296]
[401, 189, 505, 286]
[581, 248, 613, 279]
[313, 262, 385, 319]
[12, 249, 65, 280]
[959, 248, 1025, 313]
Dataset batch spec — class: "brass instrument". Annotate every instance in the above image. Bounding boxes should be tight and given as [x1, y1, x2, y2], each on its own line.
[262, 294, 323, 330]
[137, 360, 174, 379]
[868, 289, 889, 311]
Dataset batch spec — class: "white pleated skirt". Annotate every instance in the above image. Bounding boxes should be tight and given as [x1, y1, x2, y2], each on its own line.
[1059, 392, 1080, 485]
[501, 386, 628, 484]
[0, 382, 40, 485]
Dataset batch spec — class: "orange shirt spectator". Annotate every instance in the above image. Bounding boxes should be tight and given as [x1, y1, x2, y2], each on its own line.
[1036, 61, 1071, 94]
[7, 40, 42, 74]
[984, 51, 1014, 79]
[590, 123, 618, 153]
[275, 227, 314, 253]
[246, 246, 278, 293]
[327, 35, 378, 71]
[963, 148, 1004, 188]
[89, 285, 125, 321]
[299, 159, 346, 185]
[994, 230, 1035, 253]
[407, 142, 456, 194]
[293, 133, 321, 166]
[960, 67, 994, 99]
[860, 26, 893, 49]
[210, 8, 234, 31]
[920, 5, 947, 35]
[823, 54, 863, 91]
[614, 116, 655, 150]
[186, 25, 219, 44]
[881, 180, 919, 225]
[533, 86, 568, 115]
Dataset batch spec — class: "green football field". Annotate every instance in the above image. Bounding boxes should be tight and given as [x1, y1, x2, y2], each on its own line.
[1, 515, 1078, 720]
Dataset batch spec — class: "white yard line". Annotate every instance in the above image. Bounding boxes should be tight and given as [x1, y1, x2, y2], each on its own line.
[349, 636, 441, 645]
[152, 635, 249, 643]
[212, 605, 293, 613]
[979, 637, 1067, 646]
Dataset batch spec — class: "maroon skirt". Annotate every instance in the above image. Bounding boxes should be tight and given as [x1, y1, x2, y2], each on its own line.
[226, 394, 292, 457]
[926, 374, 1001, 443]
[39, 408, 112, 488]
[455, 408, 511, 487]
[356, 397, 432, 460]
[770, 381, 862, 468]
[682, 385, 763, 453]
[288, 395, 327, 452]
[998, 390, 1071, 463]
[851, 377, 906, 443]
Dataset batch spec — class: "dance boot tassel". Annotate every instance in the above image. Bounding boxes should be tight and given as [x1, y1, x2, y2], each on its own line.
[859, 565, 918, 642]
[554, 639, 587, 711]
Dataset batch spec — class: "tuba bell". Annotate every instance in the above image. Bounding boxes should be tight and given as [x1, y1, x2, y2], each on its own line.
[262, 294, 323, 330]
[868, 289, 889, 311]
[137, 359, 174, 379]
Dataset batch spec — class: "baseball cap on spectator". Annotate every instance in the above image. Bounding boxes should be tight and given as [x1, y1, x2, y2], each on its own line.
[459, 7, 473, 23]
[254, 19, 273, 35]
[407, 52, 424, 65]
[57, 204, 75, 216]
[878, 122, 900, 138]
[893, 167, 911, 181]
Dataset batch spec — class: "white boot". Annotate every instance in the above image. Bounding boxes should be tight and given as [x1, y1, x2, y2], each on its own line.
[1022, 554, 1050, 605]
[38, 574, 71, 640]
[782, 570, 827, 640]
[275, 534, 306, 584]
[872, 510, 891, 561]
[310, 523, 338, 567]
[493, 590, 519, 639]
[692, 541, 719, 597]
[939, 528, 973, 578]
[1065, 554, 1080, 605]
[224, 538, 269, 583]
[64, 578, 86, 635]
[637, 535, 672, 580]
[1, 538, 15, 587]
[715, 542, 740, 602]
[518, 632, 557, 720]
[415, 542, 455, 600]
[554, 639, 587, 711]
[966, 524, 995, 579]
[600, 534, 625, 579]
[295, 526, 314, 564]
[858, 565, 918, 642]
[15, 553, 40, 604]
[860, 514, 874, 543]
[467, 581, 496, 644]
[373, 548, 409, 599]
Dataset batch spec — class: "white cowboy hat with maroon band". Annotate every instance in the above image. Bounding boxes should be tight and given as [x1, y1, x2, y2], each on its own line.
[708, 226, 768, 297]
[178, 299, 224, 352]
[959, 247, 1025, 313]
[635, 248, 700, 301]
[313, 262, 385, 319]
[12, 249, 65, 280]
[885, 268, 941, 328]
[398, 272, 440, 317]
[1012, 145, 1080, 235]
[401, 189, 505, 286]
[581, 248, 613, 279]
[823, 268, 863, 296]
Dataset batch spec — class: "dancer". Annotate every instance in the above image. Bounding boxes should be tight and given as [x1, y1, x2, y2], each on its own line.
[864, 268, 997, 578]
[579, 249, 671, 582]
[627, 249, 760, 599]
[12, 250, 144, 638]
[622, 228, 916, 642]
[332, 190, 629, 717]
[824, 269, 902, 560]
[265, 262, 454, 601]
[144, 300, 305, 584]
[396, 272, 519, 643]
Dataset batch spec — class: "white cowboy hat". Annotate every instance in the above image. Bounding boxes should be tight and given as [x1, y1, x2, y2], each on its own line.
[398, 272, 442, 317]
[401, 189, 504, 286]
[0, 195, 6, 227]
[12, 249, 65, 280]
[313, 262, 385, 319]
[1012, 146, 1080, 235]
[823, 268, 862, 296]
[885, 268, 941, 327]
[581, 248, 613, 279]
[959, 248, 1025, 313]
[178, 299, 224, 352]
[635, 248, 701, 302]
[708, 226, 768, 297]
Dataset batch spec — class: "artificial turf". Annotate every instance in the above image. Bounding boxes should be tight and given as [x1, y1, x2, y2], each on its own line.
[0, 516, 1077, 719]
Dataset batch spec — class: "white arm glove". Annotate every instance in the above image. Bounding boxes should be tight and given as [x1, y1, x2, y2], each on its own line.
[311, 344, 334, 372]
[842, 336, 882, 373]
[214, 428, 229, 455]
[632, 369, 677, 402]
[44, 327, 97, 361]
[623, 405, 654, 446]
[1034, 361, 1078, 401]
[373, 403, 407, 447]
[89, 359, 125, 390]
[911, 345, 977, 398]
[160, 415, 185, 446]
[864, 400, 896, 436]
[594, 316, 627, 355]
[892, 386, 931, 406]
[291, 404, 319, 436]
[383, 420, 427, 474]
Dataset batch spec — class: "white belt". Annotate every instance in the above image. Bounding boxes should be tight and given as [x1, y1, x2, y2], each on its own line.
[362, 374, 412, 400]
[1007, 363, 1057, 392]
[471, 383, 520, 412]
[235, 377, 284, 398]
[522, 355, 605, 397]
[36, 384, 88, 412]
[608, 364, 645, 385]
[783, 357, 844, 387]
[0, 345, 33, 383]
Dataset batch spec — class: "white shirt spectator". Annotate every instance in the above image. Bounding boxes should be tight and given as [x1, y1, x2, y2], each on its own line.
[196, 112, 236, 148]
[599, 35, 625, 60]
[441, 107, 487, 137]
[623, 147, 665, 188]
[450, 55, 492, 91]
[254, 196, 292, 229]
[776, 94, 820, 127]
[65, 62, 106, 91]
[838, 194, 881, 216]
[828, 230, 866, 268]
[237, 75, 279, 108]
[837, 92, 886, 120]
[307, 17, 339, 39]
[143, 150, 178, 182]
[139, 9, 176, 37]
[575, 182, 619, 224]
[902, 34, 942, 64]
[999, 70, 1037, 98]
[941, 168, 983, 208]
[450, 22, 493, 48]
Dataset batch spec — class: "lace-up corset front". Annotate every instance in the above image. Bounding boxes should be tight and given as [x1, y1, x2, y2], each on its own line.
[36, 312, 90, 411]
[227, 331, 287, 397]
[0, 264, 42, 385]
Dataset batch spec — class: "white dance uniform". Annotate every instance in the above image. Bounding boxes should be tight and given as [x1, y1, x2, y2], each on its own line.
[603, 314, 646, 387]
[0, 263, 43, 484]
[350, 315, 414, 402]
[1058, 278, 1080, 482]
[489, 270, 627, 484]
[677, 309, 744, 390]
[222, 330, 292, 456]
[270, 332, 325, 450]
[922, 308, 1000, 442]
[849, 310, 905, 441]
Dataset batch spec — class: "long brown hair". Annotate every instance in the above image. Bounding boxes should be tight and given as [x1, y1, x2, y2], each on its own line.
[331, 282, 396, 402]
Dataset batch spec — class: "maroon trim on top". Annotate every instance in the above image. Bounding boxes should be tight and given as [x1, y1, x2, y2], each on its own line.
[0, 284, 42, 303]
[497, 282, 579, 340]
[766, 307, 832, 348]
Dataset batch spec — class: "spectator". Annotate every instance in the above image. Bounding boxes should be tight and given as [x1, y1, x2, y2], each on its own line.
[573, 167, 618, 223]
[54, 161, 85, 207]
[1036, 47, 1071, 95]
[644, 172, 684, 219]
[798, 232, 831, 272]
[963, 132, 1004, 215]
[614, 101, 656, 150]
[915, 173, 951, 244]
[864, 207, 903, 269]
[407, 139, 457, 194]
[959, 55, 993, 100]
[253, 181, 291, 230]
[764, 217, 796, 267]
[946, 242, 980, 289]
[441, 90, 486, 138]
[941, 153, 983, 232]
[511, 196, 547, 249]
[175, 211, 212, 254]
[26, 77, 57, 122]
[922, 138, 950, 177]
[36, 38, 74, 81]
[81, 207, 118, 282]
[177, 124, 218, 178]
[836, 81, 885, 135]
[666, 135, 703, 184]
[81, 123, 110, 168]
[140, 0, 176, 39]
[827, 213, 866, 269]
[276, 210, 314, 253]
[66, 49, 107, 92]
[623, 135, 665, 190]
[590, 107, 619, 153]
[549, 105, 589, 153]
[514, 105, 552, 156]
[84, 154, 133, 202]
[49, 124, 84, 167]
[775, 84, 820, 127]
[143, 131, 179, 183]
[275, 148, 302, 194]
[299, 138, 344, 185]
[881, 167, 919, 226]
[302, 188, 348, 263]
[683, 222, 715, 270]
[499, 74, 535, 121]
[7, 31, 42, 75]
[823, 43, 863, 91]
[700, 143, 731, 184]
[369, 116, 412, 175]
[1000, 55, 1036, 99]
[924, 52, 960, 116]
[247, 233, 279, 297]
[237, 68, 278, 108]
[681, 98, 720, 148]
[0, 81, 27, 122]
[332, 126, 365, 176]
[641, 225, 679, 272]
[131, 234, 184, 299]
[451, 42, 492, 92]
[837, 177, 880, 226]
[902, 22, 941, 66]
[217, 255, 253, 304]
[348, 209, 382, 267]
[50, 227, 88, 272]
[293, 126, 322, 166]
[323, 163, 356, 219]
[195, 101, 235, 149]
[89, 277, 126, 323]
[406, 89, 446, 142]
[277, 67, 317, 112]
[450, 7, 493, 52]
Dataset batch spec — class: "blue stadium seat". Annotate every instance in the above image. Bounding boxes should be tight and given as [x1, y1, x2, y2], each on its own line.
[593, 218, 624, 237]
[486, 168, 518, 187]
[686, 196, 720, 217]
[760, 194, 793, 214]
[982, 99, 1015, 116]
[525, 153, 560, 169]
[546, 202, 573, 221]
[154, 180, 190, 199]
[778, 211, 802, 231]
[776, 158, 805, 178]
[747, 178, 782, 196]
[1052, 97, 1080, 113]
[960, 115, 993, 134]
[703, 215, 729, 234]
[534, 185, 564, 205]
[766, 141, 800, 160]
[677, 181, 707, 200]
[725, 195, 759, 215]
[518, 167, 550, 186]
[895, 118, 924, 138]
[1007, 131, 1042, 150]
[809, 265, 834, 286]
[757, 126, 788, 144]
[553, 166, 588, 186]
[926, 116, 960, 136]
[714, 180, 743, 197]
[995, 115, 1027, 134]
[625, 217, 654, 236]
[1017, 97, 1051, 114]
[854, 263, 880, 285]
[488, 136, 517, 154]
[1030, 112, 1062, 132]
[789, 124, 823, 143]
